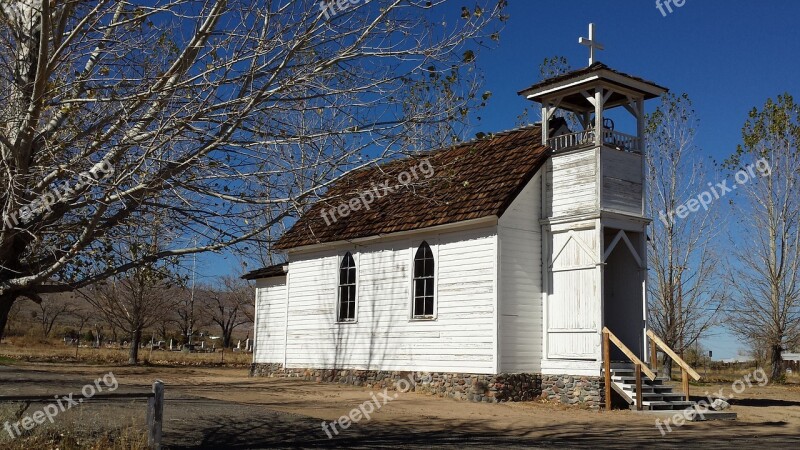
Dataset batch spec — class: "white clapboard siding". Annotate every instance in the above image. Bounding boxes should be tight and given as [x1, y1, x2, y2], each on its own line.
[601, 148, 642, 215]
[278, 225, 498, 374]
[253, 277, 287, 364]
[548, 148, 598, 217]
[498, 172, 543, 373]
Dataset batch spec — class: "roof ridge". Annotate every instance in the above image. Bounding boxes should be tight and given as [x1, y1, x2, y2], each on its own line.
[337, 123, 544, 178]
[429, 122, 542, 153]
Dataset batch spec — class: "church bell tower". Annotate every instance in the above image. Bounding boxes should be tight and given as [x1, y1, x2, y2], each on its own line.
[518, 24, 668, 375]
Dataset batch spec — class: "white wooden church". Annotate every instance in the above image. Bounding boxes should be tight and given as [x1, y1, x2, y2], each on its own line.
[246, 28, 667, 382]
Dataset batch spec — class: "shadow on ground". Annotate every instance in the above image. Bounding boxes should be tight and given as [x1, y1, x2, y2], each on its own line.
[162, 396, 800, 449]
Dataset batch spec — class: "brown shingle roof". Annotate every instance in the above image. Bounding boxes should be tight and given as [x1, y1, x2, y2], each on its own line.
[275, 122, 556, 251]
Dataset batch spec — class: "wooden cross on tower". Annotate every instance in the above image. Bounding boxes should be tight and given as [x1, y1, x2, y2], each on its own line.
[579, 23, 604, 65]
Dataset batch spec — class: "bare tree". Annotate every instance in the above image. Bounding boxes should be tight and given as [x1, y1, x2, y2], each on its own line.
[68, 304, 95, 358]
[203, 276, 254, 348]
[34, 293, 74, 338]
[0, 299, 20, 340]
[726, 94, 800, 382]
[0, 0, 507, 339]
[79, 214, 180, 364]
[646, 93, 725, 377]
[516, 56, 573, 128]
[82, 267, 175, 364]
[173, 285, 211, 345]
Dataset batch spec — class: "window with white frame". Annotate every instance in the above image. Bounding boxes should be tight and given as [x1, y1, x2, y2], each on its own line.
[412, 242, 435, 318]
[338, 252, 357, 322]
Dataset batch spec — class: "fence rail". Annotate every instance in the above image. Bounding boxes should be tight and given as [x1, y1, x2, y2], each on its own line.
[0, 380, 164, 449]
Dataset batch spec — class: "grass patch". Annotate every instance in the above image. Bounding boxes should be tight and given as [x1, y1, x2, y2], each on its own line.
[1, 426, 148, 450]
[0, 341, 251, 367]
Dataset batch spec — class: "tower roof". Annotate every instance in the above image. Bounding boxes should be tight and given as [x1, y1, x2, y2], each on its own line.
[519, 62, 668, 110]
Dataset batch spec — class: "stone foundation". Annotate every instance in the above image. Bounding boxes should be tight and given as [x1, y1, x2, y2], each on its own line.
[250, 363, 603, 407]
[541, 374, 604, 409]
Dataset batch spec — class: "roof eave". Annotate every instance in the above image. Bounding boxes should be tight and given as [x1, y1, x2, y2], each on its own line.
[519, 69, 668, 101]
[241, 264, 289, 281]
[280, 215, 500, 255]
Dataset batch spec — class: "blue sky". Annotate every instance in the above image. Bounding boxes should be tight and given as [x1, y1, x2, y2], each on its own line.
[202, 1, 800, 360]
[468, 0, 800, 360]
[473, 0, 800, 161]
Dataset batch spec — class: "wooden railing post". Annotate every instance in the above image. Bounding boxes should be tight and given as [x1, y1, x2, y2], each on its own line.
[603, 329, 611, 411]
[682, 368, 690, 402]
[148, 380, 164, 450]
[650, 338, 658, 374]
[635, 363, 643, 411]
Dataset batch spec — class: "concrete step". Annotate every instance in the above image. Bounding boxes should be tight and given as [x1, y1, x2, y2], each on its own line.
[611, 376, 667, 384]
[609, 362, 635, 370]
[640, 400, 695, 410]
[660, 393, 687, 400]
[643, 408, 738, 421]
[619, 380, 672, 388]
[627, 389, 685, 400]
[639, 401, 677, 410]
[664, 401, 695, 408]
[652, 385, 675, 392]
[631, 393, 665, 401]
[618, 383, 684, 397]
[622, 385, 656, 393]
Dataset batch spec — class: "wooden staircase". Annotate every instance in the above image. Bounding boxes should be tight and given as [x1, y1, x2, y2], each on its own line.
[602, 328, 736, 420]
[609, 363, 694, 411]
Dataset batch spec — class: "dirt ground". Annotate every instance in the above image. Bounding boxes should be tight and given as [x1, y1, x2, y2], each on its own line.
[1, 363, 800, 448]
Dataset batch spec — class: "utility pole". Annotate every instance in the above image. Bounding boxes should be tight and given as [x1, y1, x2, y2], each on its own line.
[188, 243, 197, 347]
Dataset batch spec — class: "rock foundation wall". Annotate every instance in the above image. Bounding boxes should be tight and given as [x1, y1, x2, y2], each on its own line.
[250, 364, 603, 408]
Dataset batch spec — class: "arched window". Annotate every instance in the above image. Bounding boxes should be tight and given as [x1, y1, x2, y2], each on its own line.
[413, 242, 435, 318]
[338, 252, 357, 322]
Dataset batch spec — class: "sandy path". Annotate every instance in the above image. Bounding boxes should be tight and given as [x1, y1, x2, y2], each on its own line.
[2, 363, 799, 448]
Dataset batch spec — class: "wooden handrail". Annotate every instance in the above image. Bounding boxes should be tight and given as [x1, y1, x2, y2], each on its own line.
[647, 330, 701, 402]
[602, 327, 656, 380]
[646, 330, 701, 381]
[602, 327, 655, 411]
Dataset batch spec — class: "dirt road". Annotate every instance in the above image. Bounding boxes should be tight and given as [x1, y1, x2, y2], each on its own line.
[1, 364, 799, 448]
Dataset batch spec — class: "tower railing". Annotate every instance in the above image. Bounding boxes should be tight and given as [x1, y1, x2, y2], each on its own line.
[547, 129, 641, 153]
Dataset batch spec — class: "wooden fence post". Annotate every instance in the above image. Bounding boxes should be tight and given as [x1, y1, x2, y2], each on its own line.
[650, 339, 658, 374]
[603, 330, 611, 411]
[635, 363, 643, 411]
[148, 380, 164, 450]
[681, 368, 690, 402]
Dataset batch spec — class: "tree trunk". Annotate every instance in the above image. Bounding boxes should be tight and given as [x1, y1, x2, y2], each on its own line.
[0, 294, 17, 342]
[770, 343, 784, 382]
[660, 354, 674, 380]
[129, 328, 142, 365]
[222, 329, 231, 348]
